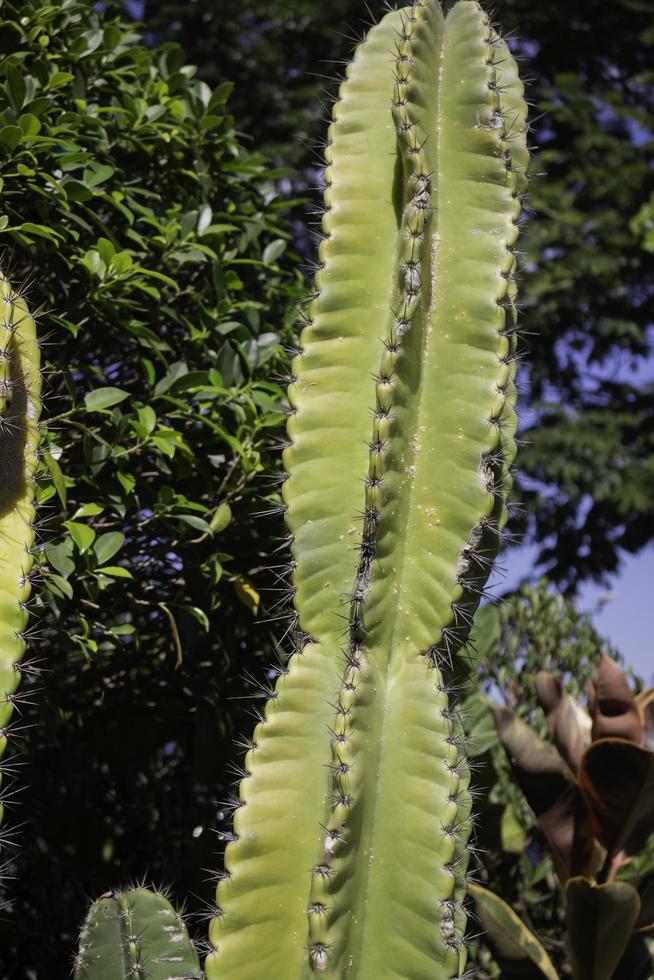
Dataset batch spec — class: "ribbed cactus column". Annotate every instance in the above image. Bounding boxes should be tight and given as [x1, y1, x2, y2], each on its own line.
[209, 2, 528, 978]
[0, 274, 41, 845]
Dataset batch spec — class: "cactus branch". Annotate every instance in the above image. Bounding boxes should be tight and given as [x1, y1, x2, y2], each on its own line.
[0, 273, 41, 851]
[74, 887, 202, 980]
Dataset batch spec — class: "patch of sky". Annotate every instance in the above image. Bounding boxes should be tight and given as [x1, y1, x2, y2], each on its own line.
[494, 534, 654, 684]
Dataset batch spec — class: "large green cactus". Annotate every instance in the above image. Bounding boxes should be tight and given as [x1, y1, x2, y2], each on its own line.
[206, 1, 528, 978]
[0, 273, 41, 847]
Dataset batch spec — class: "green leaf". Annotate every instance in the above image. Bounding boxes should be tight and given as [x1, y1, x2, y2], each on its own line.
[501, 803, 527, 854]
[197, 203, 212, 234]
[73, 503, 104, 520]
[43, 451, 68, 506]
[47, 574, 74, 601]
[566, 877, 641, 980]
[210, 501, 232, 534]
[95, 566, 133, 579]
[185, 606, 210, 632]
[84, 387, 129, 411]
[11, 222, 63, 243]
[262, 238, 286, 264]
[45, 540, 75, 579]
[18, 113, 41, 137]
[470, 883, 559, 979]
[83, 163, 115, 188]
[47, 70, 74, 89]
[0, 125, 23, 149]
[6, 65, 27, 111]
[65, 521, 96, 555]
[233, 576, 259, 616]
[175, 514, 212, 533]
[107, 623, 136, 635]
[137, 405, 156, 434]
[463, 693, 499, 756]
[93, 532, 126, 566]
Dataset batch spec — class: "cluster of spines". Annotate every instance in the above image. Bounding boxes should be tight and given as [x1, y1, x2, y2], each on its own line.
[0, 272, 42, 884]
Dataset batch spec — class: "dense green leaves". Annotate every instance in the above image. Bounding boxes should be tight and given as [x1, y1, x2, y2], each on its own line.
[0, 0, 300, 972]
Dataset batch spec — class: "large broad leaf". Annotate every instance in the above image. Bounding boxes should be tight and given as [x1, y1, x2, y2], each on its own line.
[578, 738, 654, 855]
[491, 704, 596, 880]
[470, 883, 559, 980]
[636, 688, 654, 750]
[634, 872, 654, 933]
[587, 655, 643, 744]
[613, 931, 654, 980]
[566, 877, 641, 980]
[535, 671, 592, 773]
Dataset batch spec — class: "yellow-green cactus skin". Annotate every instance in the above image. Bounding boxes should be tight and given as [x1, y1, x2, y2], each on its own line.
[0, 273, 41, 843]
[206, 1, 529, 977]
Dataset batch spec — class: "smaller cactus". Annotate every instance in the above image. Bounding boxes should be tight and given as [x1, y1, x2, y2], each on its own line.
[74, 887, 202, 980]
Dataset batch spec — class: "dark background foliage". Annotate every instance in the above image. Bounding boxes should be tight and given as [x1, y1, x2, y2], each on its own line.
[0, 0, 651, 975]
[0, 1, 299, 972]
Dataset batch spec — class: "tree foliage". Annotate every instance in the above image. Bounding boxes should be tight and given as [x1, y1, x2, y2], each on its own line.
[0, 1, 299, 973]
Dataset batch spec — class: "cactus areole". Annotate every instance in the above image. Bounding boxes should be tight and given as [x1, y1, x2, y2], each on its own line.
[207, 1, 529, 977]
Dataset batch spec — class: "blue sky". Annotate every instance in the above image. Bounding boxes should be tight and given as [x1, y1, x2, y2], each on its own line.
[501, 544, 654, 685]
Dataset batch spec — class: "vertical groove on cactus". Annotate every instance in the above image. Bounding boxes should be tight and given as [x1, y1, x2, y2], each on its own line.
[74, 887, 202, 980]
[0, 273, 41, 853]
[209, 2, 528, 978]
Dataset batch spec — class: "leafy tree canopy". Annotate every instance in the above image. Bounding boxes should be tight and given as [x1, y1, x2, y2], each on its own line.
[0, 0, 298, 971]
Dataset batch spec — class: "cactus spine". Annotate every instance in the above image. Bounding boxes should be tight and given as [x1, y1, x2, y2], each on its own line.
[0, 273, 41, 849]
[207, 1, 528, 978]
[74, 888, 202, 980]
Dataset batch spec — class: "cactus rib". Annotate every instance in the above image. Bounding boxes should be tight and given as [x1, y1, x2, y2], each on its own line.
[0, 274, 41, 847]
[207, 10, 407, 979]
